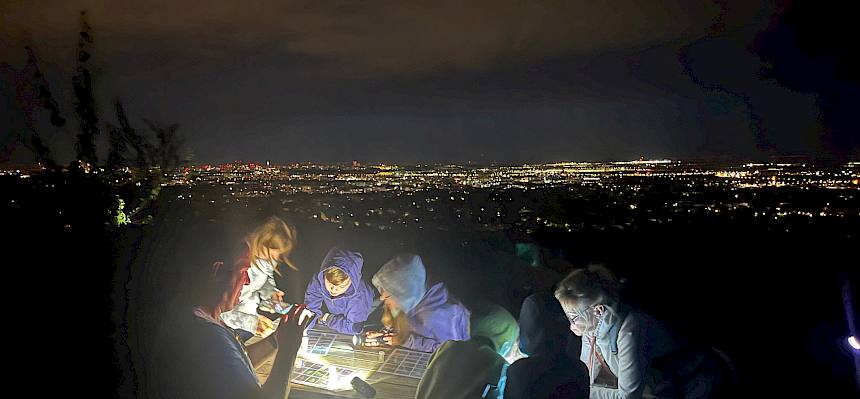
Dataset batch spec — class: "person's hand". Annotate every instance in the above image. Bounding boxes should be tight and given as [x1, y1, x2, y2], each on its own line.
[362, 331, 394, 347]
[274, 304, 312, 350]
[271, 291, 285, 303]
[256, 315, 275, 336]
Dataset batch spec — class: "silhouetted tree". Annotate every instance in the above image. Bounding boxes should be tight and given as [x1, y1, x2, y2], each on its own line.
[72, 10, 100, 164]
[105, 123, 127, 170]
[115, 100, 153, 168]
[27, 47, 66, 129]
[1, 46, 66, 168]
[143, 119, 184, 171]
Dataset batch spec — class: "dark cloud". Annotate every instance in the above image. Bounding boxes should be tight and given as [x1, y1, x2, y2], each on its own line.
[3, 1, 764, 76]
[3, 1, 851, 164]
[751, 1, 860, 160]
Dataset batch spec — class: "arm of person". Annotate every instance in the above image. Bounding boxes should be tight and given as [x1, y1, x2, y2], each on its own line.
[403, 306, 470, 352]
[246, 334, 278, 369]
[402, 332, 442, 353]
[302, 278, 326, 329]
[260, 343, 299, 399]
[589, 329, 645, 399]
[323, 310, 367, 334]
[323, 285, 373, 334]
[260, 307, 313, 399]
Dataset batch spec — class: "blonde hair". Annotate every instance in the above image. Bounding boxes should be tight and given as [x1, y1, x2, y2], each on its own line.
[247, 216, 297, 274]
[324, 267, 350, 285]
[381, 306, 411, 346]
[554, 264, 621, 313]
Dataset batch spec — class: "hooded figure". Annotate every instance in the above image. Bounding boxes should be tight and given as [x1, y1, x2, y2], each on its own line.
[371, 253, 470, 352]
[303, 247, 375, 334]
[416, 304, 518, 399]
[504, 292, 590, 399]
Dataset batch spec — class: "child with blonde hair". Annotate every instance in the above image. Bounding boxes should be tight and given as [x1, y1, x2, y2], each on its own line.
[221, 216, 299, 341]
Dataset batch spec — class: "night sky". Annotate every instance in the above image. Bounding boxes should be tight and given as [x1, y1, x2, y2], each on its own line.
[2, 0, 858, 164]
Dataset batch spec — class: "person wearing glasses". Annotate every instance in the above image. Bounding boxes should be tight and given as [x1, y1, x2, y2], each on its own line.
[152, 226, 312, 399]
[554, 265, 729, 399]
[362, 253, 470, 352]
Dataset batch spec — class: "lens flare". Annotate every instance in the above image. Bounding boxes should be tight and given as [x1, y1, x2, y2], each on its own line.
[849, 336, 860, 350]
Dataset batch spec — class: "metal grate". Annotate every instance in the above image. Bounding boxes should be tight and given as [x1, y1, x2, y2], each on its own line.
[290, 360, 358, 389]
[304, 330, 338, 356]
[376, 348, 431, 379]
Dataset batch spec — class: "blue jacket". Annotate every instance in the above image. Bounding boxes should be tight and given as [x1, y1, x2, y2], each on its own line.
[303, 247, 375, 334]
[153, 307, 261, 399]
[403, 282, 471, 352]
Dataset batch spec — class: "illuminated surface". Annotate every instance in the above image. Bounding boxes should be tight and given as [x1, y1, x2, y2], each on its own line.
[303, 330, 338, 356]
[290, 330, 365, 391]
[376, 349, 431, 379]
[283, 328, 429, 393]
[291, 360, 366, 391]
[292, 345, 368, 390]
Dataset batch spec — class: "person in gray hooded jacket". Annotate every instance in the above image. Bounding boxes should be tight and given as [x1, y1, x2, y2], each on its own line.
[363, 253, 470, 352]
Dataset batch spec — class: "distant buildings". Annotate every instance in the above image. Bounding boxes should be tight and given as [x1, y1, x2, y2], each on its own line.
[162, 160, 860, 195]
[131, 159, 859, 235]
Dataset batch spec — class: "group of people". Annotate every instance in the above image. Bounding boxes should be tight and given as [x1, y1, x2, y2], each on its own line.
[214, 217, 470, 353]
[151, 216, 732, 399]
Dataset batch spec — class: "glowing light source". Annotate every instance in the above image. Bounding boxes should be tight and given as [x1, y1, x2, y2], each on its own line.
[849, 336, 860, 350]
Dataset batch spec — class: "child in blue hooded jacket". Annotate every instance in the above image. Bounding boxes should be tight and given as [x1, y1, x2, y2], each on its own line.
[303, 247, 375, 334]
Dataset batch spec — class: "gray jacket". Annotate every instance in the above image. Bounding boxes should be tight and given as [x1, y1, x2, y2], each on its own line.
[581, 307, 676, 399]
[220, 258, 279, 333]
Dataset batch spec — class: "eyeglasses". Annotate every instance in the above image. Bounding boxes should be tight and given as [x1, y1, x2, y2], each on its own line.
[565, 308, 590, 324]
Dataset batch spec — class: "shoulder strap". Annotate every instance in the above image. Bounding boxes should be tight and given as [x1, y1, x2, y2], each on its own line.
[608, 305, 629, 355]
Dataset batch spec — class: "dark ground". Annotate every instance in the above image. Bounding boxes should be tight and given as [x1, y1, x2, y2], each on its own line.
[6, 179, 857, 397]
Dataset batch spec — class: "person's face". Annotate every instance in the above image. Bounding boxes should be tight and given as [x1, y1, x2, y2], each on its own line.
[566, 306, 598, 337]
[325, 277, 352, 297]
[265, 247, 284, 263]
[221, 263, 251, 312]
[379, 288, 400, 312]
[566, 309, 587, 336]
